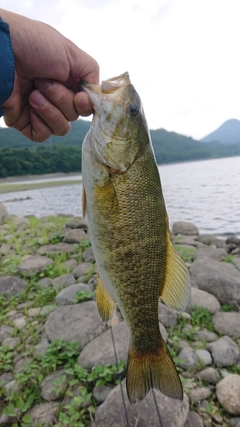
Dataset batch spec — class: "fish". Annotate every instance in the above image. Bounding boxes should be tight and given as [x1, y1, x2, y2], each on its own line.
[81, 72, 191, 404]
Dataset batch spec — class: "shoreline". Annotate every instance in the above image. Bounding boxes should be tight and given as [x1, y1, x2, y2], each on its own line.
[0, 172, 80, 184]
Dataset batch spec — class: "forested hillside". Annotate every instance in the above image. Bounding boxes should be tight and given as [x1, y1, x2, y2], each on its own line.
[1, 119, 240, 178]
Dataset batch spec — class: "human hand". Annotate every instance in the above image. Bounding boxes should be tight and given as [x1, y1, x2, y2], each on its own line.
[1, 9, 99, 142]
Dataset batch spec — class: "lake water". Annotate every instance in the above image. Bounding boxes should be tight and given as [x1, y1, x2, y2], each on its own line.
[0, 156, 239, 237]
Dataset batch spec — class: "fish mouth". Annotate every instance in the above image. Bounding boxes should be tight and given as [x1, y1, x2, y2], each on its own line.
[80, 72, 131, 109]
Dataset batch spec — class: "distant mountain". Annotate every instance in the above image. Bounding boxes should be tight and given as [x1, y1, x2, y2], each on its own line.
[1, 119, 240, 171]
[201, 119, 240, 143]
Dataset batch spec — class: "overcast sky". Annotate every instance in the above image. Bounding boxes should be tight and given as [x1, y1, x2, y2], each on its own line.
[1, 0, 240, 140]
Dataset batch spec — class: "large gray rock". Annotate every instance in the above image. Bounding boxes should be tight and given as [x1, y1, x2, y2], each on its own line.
[172, 221, 199, 236]
[38, 243, 75, 255]
[0, 276, 27, 297]
[189, 288, 220, 314]
[95, 379, 189, 427]
[45, 301, 105, 349]
[17, 255, 53, 275]
[52, 274, 75, 290]
[193, 246, 227, 261]
[0, 203, 8, 224]
[213, 312, 240, 338]
[190, 258, 240, 306]
[78, 321, 128, 369]
[56, 283, 92, 306]
[216, 374, 240, 415]
[27, 402, 59, 427]
[207, 336, 239, 367]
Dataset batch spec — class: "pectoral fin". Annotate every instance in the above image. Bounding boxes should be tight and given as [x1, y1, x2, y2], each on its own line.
[96, 275, 116, 322]
[160, 211, 191, 312]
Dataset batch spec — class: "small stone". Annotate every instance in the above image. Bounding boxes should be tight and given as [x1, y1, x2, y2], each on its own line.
[189, 288, 220, 313]
[65, 219, 86, 229]
[63, 228, 88, 243]
[0, 372, 14, 386]
[0, 325, 14, 343]
[158, 302, 177, 327]
[34, 336, 49, 357]
[185, 411, 204, 427]
[197, 367, 220, 384]
[189, 387, 212, 403]
[13, 317, 27, 329]
[28, 307, 41, 317]
[27, 402, 59, 427]
[196, 349, 212, 366]
[207, 336, 239, 367]
[213, 312, 240, 338]
[178, 347, 199, 370]
[172, 221, 199, 235]
[72, 262, 92, 279]
[62, 258, 78, 271]
[40, 305, 56, 316]
[82, 247, 94, 262]
[195, 330, 218, 342]
[93, 385, 112, 403]
[40, 369, 73, 401]
[216, 374, 240, 415]
[38, 242, 75, 255]
[14, 357, 31, 374]
[37, 277, 53, 288]
[52, 273, 75, 290]
[1, 337, 20, 350]
[56, 283, 92, 306]
[17, 255, 53, 275]
[0, 276, 27, 297]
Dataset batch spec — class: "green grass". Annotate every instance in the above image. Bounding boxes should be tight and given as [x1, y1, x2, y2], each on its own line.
[174, 245, 196, 262]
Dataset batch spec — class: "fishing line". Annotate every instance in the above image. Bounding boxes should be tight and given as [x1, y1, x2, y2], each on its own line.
[109, 323, 130, 427]
[152, 388, 164, 427]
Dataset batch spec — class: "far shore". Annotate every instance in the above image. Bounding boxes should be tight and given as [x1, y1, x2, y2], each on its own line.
[0, 172, 80, 184]
[0, 173, 82, 193]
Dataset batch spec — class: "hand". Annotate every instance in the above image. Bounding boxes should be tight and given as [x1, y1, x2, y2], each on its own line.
[1, 9, 99, 142]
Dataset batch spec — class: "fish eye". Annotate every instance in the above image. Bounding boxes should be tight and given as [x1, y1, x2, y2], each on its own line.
[128, 104, 140, 117]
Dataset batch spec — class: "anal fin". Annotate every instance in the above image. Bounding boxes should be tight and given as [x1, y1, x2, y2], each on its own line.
[96, 275, 116, 323]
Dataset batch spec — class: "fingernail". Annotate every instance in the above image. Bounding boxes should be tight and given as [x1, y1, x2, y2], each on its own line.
[35, 79, 53, 91]
[30, 91, 46, 108]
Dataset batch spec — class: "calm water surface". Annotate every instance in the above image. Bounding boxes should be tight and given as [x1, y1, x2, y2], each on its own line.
[0, 156, 239, 237]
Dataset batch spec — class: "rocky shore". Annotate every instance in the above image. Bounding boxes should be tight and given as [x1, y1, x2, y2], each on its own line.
[0, 202, 240, 427]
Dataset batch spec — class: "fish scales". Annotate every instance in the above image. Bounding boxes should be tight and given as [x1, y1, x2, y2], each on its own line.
[81, 72, 191, 403]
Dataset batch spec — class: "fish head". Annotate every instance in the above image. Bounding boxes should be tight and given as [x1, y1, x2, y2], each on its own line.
[82, 72, 150, 173]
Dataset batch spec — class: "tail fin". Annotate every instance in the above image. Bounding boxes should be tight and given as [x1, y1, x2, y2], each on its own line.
[126, 343, 183, 403]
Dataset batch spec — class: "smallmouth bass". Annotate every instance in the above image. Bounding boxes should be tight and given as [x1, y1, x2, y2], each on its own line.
[81, 72, 191, 403]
